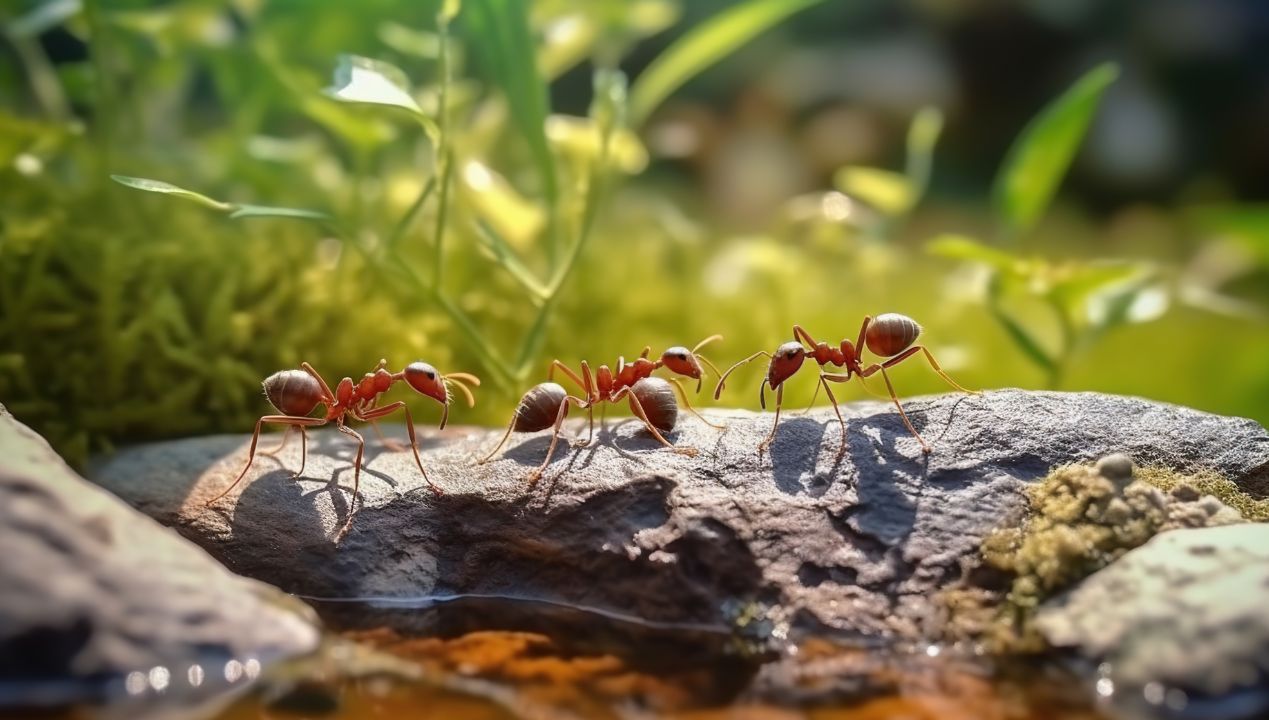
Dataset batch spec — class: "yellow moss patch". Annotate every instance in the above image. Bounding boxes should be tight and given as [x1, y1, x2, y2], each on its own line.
[963, 459, 1258, 652]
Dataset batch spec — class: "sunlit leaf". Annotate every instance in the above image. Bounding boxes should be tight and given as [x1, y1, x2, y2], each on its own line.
[628, 0, 825, 126]
[465, 0, 559, 211]
[457, 160, 547, 250]
[6, 0, 81, 38]
[538, 15, 598, 80]
[834, 167, 914, 216]
[227, 204, 330, 222]
[110, 175, 233, 212]
[439, 0, 462, 23]
[905, 106, 943, 199]
[927, 234, 1021, 274]
[992, 62, 1118, 237]
[1049, 261, 1148, 311]
[546, 115, 647, 174]
[378, 22, 441, 58]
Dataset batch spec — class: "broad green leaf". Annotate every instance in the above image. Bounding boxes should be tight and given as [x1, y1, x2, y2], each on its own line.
[110, 175, 233, 212]
[1049, 261, 1147, 312]
[628, 0, 826, 126]
[927, 234, 1021, 274]
[6, 0, 81, 38]
[324, 54, 439, 143]
[227, 204, 330, 222]
[833, 167, 914, 216]
[464, 0, 559, 211]
[904, 106, 943, 199]
[993, 62, 1119, 236]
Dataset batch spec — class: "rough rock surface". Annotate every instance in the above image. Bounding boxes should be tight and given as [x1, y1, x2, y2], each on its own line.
[0, 406, 321, 711]
[1036, 524, 1269, 713]
[90, 390, 1269, 642]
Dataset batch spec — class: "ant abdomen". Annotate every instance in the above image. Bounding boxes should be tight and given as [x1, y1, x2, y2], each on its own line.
[630, 377, 678, 433]
[865, 313, 922, 357]
[263, 369, 323, 417]
[513, 382, 569, 432]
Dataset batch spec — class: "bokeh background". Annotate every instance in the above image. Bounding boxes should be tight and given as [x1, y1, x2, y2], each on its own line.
[2, 0, 1267, 464]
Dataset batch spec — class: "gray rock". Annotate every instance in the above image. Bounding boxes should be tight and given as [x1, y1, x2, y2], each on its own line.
[1036, 525, 1269, 714]
[0, 406, 321, 713]
[89, 389, 1268, 643]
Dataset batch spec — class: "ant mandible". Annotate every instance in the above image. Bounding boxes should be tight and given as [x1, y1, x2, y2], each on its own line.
[478, 335, 724, 483]
[714, 314, 975, 454]
[206, 358, 480, 540]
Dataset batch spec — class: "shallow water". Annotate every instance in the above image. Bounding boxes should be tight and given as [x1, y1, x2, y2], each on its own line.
[216, 595, 1106, 720]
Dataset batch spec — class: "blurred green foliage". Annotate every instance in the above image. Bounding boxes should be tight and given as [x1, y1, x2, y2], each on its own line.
[1, 0, 1267, 466]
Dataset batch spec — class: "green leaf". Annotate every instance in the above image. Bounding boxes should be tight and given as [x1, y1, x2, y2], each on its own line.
[833, 167, 914, 216]
[1049, 261, 1147, 311]
[324, 54, 439, 140]
[6, 0, 81, 38]
[227, 204, 330, 222]
[110, 175, 234, 212]
[987, 273, 1056, 374]
[439, 0, 462, 24]
[992, 62, 1119, 236]
[628, 0, 826, 127]
[927, 234, 1021, 274]
[1187, 204, 1269, 265]
[904, 106, 943, 200]
[464, 0, 559, 212]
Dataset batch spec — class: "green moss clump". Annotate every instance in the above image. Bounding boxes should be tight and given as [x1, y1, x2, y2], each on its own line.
[967, 457, 1255, 651]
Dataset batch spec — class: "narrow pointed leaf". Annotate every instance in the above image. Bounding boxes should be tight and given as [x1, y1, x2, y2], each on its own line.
[629, 0, 826, 126]
[227, 204, 330, 222]
[993, 62, 1119, 236]
[110, 175, 234, 212]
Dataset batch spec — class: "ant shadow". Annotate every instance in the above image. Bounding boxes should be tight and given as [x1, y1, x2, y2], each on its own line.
[222, 468, 340, 563]
[836, 408, 939, 549]
[767, 417, 835, 496]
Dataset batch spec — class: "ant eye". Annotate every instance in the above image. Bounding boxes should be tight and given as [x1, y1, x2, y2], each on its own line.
[676, 352, 688, 360]
[425, 370, 436, 380]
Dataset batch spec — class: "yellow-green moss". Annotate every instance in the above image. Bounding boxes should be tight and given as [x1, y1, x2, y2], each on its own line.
[960, 458, 1258, 652]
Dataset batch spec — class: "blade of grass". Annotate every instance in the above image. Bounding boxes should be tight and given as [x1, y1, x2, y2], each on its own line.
[464, 0, 560, 265]
[628, 0, 826, 127]
[472, 221, 549, 301]
[993, 62, 1118, 239]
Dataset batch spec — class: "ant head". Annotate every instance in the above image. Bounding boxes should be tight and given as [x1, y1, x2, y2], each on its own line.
[766, 342, 807, 389]
[264, 369, 324, 416]
[659, 346, 703, 380]
[403, 362, 448, 404]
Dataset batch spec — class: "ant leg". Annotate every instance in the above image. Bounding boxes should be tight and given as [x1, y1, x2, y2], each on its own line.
[757, 384, 785, 454]
[571, 404, 595, 448]
[666, 377, 725, 429]
[613, 387, 698, 457]
[260, 425, 291, 458]
[478, 412, 519, 465]
[855, 316, 872, 358]
[300, 362, 336, 402]
[795, 377, 822, 415]
[333, 424, 366, 542]
[792, 324, 819, 348]
[857, 362, 931, 453]
[206, 416, 327, 506]
[908, 345, 979, 394]
[359, 401, 442, 496]
[530, 396, 589, 485]
[368, 419, 408, 452]
[816, 373, 851, 453]
[295, 427, 309, 477]
[714, 351, 771, 400]
[547, 360, 589, 394]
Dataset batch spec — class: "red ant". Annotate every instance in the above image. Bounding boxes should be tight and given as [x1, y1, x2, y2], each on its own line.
[478, 336, 724, 483]
[714, 314, 975, 454]
[206, 359, 480, 540]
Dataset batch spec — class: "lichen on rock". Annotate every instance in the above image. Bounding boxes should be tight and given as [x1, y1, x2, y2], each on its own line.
[966, 454, 1254, 650]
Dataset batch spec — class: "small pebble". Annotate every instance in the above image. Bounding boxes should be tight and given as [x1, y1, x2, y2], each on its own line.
[1096, 454, 1135, 483]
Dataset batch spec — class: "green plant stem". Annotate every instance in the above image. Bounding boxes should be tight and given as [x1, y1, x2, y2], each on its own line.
[6, 33, 70, 120]
[84, 0, 115, 180]
[387, 176, 436, 250]
[431, 15, 452, 288]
